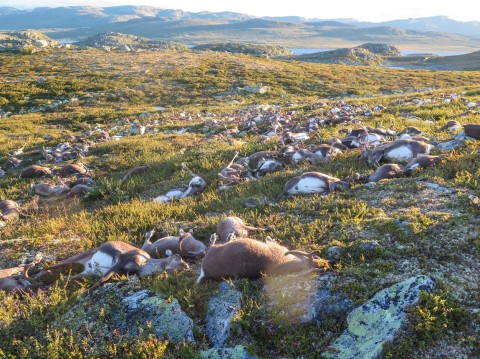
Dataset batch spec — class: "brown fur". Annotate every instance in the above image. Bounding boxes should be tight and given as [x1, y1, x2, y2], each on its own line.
[142, 229, 206, 258]
[20, 165, 52, 179]
[367, 164, 405, 182]
[58, 164, 88, 177]
[197, 238, 330, 283]
[0, 253, 43, 293]
[464, 124, 480, 140]
[216, 216, 265, 242]
[0, 200, 20, 221]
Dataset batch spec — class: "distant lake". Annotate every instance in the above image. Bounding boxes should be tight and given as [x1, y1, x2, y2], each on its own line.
[290, 48, 470, 56]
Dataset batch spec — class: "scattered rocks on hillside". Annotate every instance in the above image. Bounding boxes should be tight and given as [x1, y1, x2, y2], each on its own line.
[0, 30, 60, 51]
[55, 280, 194, 350]
[356, 43, 401, 56]
[75, 32, 189, 52]
[193, 42, 293, 57]
[323, 275, 435, 359]
[206, 282, 243, 347]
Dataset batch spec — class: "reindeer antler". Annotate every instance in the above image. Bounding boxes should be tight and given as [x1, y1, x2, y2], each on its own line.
[181, 163, 197, 177]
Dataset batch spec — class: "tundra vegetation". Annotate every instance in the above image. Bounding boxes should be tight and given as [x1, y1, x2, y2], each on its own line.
[0, 48, 479, 358]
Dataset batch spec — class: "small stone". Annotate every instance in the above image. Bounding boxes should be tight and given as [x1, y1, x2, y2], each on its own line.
[358, 240, 380, 252]
[326, 246, 344, 261]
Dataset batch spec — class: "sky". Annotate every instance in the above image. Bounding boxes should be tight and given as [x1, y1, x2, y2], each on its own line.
[2, 0, 480, 23]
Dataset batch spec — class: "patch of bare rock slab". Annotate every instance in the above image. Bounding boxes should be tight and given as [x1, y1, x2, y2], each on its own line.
[57, 275, 433, 358]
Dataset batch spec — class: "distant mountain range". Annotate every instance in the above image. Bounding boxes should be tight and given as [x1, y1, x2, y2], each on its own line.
[0, 6, 479, 52]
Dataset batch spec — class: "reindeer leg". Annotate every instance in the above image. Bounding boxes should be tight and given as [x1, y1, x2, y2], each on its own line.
[80, 267, 119, 296]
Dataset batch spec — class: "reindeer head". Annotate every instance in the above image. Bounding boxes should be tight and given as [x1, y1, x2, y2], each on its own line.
[285, 250, 333, 273]
[165, 253, 189, 271]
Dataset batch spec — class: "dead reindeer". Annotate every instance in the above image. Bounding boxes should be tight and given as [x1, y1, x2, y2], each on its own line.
[440, 120, 462, 132]
[359, 139, 434, 166]
[282, 131, 310, 145]
[196, 237, 331, 284]
[217, 216, 267, 242]
[0, 200, 21, 222]
[282, 172, 349, 197]
[350, 133, 386, 148]
[308, 144, 342, 161]
[32, 181, 70, 196]
[142, 228, 206, 258]
[289, 148, 321, 164]
[153, 163, 206, 203]
[366, 164, 405, 182]
[57, 163, 89, 178]
[179, 163, 206, 198]
[42, 241, 189, 295]
[0, 253, 43, 294]
[20, 165, 53, 179]
[399, 126, 424, 136]
[246, 151, 285, 178]
[68, 177, 95, 188]
[122, 165, 150, 182]
[4, 157, 22, 169]
[327, 138, 349, 151]
[464, 123, 480, 140]
[68, 184, 94, 197]
[218, 151, 253, 186]
[404, 154, 448, 171]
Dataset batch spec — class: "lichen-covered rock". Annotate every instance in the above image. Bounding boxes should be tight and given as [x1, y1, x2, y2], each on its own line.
[326, 246, 344, 261]
[302, 287, 354, 325]
[323, 275, 435, 359]
[206, 282, 242, 347]
[200, 345, 257, 359]
[437, 139, 465, 151]
[55, 279, 194, 353]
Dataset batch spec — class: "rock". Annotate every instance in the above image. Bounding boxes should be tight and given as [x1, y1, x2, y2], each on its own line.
[302, 287, 354, 325]
[206, 282, 242, 347]
[420, 182, 450, 192]
[200, 345, 257, 359]
[326, 246, 344, 261]
[243, 83, 269, 94]
[358, 240, 380, 252]
[56, 280, 194, 351]
[323, 275, 435, 359]
[437, 139, 464, 151]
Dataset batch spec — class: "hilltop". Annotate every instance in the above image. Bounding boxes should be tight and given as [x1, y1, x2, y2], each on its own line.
[286, 43, 401, 66]
[192, 42, 293, 57]
[0, 29, 60, 51]
[75, 32, 189, 52]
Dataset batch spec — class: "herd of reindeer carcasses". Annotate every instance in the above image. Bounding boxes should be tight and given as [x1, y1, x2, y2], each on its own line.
[1, 102, 479, 296]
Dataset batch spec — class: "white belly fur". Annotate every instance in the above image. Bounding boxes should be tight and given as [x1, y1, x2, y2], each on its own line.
[290, 177, 326, 195]
[385, 146, 413, 161]
[83, 252, 115, 275]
